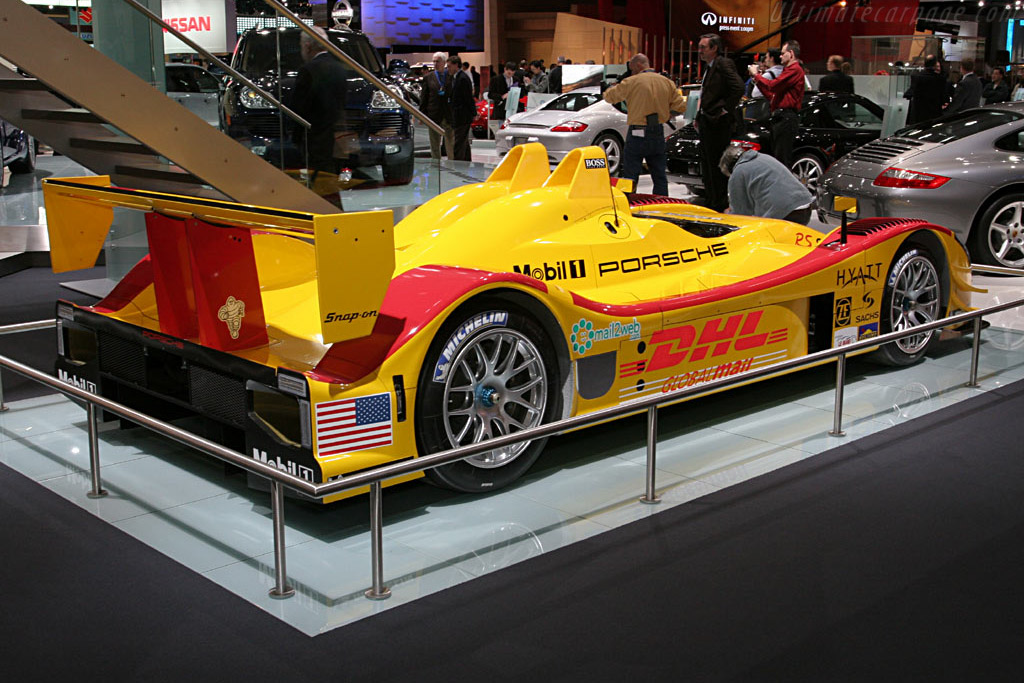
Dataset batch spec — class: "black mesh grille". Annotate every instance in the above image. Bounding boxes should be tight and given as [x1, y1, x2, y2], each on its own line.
[846, 138, 923, 163]
[98, 332, 145, 385]
[846, 217, 924, 234]
[189, 365, 247, 426]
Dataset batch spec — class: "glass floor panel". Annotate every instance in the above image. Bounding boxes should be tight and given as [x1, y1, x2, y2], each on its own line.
[2, 330, 1021, 636]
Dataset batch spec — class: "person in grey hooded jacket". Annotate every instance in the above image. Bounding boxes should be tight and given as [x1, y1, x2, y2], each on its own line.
[719, 145, 815, 225]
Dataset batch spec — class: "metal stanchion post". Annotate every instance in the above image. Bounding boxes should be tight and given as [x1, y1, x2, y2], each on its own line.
[829, 354, 847, 436]
[968, 316, 982, 387]
[86, 403, 107, 498]
[639, 406, 661, 504]
[268, 479, 295, 599]
[365, 481, 391, 600]
[0, 369, 8, 412]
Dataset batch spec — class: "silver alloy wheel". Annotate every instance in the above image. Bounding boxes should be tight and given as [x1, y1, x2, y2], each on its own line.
[791, 156, 823, 195]
[889, 252, 941, 355]
[442, 328, 548, 469]
[986, 200, 1024, 268]
[597, 135, 622, 175]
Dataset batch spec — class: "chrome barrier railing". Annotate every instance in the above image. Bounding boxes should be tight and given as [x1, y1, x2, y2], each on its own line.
[0, 265, 1022, 601]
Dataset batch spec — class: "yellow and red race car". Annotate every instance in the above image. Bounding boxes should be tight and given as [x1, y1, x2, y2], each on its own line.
[43, 143, 975, 502]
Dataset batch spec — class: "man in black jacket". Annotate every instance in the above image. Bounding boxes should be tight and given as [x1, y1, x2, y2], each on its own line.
[291, 27, 348, 206]
[446, 55, 476, 161]
[695, 33, 744, 211]
[904, 57, 948, 124]
[945, 59, 983, 116]
[488, 61, 518, 121]
[420, 51, 454, 158]
[819, 55, 854, 94]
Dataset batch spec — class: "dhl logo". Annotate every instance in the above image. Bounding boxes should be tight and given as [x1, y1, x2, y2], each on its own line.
[619, 311, 788, 378]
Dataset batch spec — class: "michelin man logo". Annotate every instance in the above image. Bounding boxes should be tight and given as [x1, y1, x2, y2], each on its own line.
[701, 12, 718, 25]
[217, 296, 246, 339]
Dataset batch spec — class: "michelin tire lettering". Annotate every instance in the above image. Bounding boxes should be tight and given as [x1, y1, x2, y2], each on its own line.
[433, 311, 510, 382]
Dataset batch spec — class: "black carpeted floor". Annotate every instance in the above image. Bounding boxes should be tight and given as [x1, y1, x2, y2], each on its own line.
[0, 266, 102, 401]
[2, 371, 1024, 681]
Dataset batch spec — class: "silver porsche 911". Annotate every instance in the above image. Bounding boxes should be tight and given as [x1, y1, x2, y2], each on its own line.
[495, 92, 684, 177]
[817, 102, 1024, 268]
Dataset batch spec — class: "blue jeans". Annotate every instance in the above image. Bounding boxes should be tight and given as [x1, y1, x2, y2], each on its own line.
[619, 123, 668, 196]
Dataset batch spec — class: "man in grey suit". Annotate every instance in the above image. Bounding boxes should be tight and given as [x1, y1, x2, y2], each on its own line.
[945, 59, 983, 116]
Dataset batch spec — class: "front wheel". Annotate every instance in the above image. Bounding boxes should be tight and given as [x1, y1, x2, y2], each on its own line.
[8, 135, 35, 174]
[594, 133, 623, 176]
[382, 155, 414, 184]
[416, 301, 560, 493]
[972, 193, 1024, 268]
[873, 246, 944, 366]
[790, 153, 824, 195]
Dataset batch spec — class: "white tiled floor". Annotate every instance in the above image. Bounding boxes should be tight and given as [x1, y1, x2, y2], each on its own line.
[4, 146, 1024, 636]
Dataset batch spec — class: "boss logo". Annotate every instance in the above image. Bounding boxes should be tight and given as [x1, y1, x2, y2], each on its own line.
[584, 158, 607, 169]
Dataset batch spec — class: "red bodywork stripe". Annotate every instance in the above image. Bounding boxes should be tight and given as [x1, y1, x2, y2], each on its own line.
[145, 213, 198, 339]
[571, 221, 943, 317]
[311, 266, 547, 385]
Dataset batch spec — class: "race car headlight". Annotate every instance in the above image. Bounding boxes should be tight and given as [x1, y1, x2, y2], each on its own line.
[550, 120, 588, 132]
[239, 86, 275, 110]
[370, 86, 403, 109]
[872, 167, 950, 189]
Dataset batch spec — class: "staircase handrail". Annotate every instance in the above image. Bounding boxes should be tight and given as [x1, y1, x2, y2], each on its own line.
[116, 0, 310, 130]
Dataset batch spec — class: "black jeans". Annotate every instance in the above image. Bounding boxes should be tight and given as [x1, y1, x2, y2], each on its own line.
[697, 113, 733, 212]
[620, 123, 668, 196]
[771, 109, 799, 169]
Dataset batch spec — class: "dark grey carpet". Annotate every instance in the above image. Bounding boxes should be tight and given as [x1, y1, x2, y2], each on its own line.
[2, 374, 1023, 681]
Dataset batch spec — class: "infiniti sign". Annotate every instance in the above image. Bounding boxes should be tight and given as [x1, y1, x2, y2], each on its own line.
[701, 12, 718, 25]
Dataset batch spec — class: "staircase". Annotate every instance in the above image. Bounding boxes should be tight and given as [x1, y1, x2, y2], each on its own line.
[0, 0, 337, 213]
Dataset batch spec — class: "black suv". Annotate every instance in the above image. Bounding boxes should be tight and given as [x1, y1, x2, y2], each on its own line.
[221, 26, 414, 184]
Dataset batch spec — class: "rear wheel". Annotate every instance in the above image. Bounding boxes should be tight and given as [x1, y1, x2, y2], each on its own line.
[594, 133, 623, 176]
[790, 153, 824, 195]
[972, 193, 1024, 268]
[873, 246, 943, 365]
[417, 300, 560, 493]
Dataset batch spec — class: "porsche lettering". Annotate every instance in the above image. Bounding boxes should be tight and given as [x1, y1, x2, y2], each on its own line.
[598, 243, 728, 276]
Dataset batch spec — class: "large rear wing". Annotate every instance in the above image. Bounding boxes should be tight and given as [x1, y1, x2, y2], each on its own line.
[42, 178, 395, 349]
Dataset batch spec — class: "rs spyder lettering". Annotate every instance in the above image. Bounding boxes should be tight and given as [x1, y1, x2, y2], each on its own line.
[433, 311, 509, 382]
[599, 243, 728, 276]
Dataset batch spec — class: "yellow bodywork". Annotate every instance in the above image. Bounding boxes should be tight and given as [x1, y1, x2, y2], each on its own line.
[43, 143, 975, 502]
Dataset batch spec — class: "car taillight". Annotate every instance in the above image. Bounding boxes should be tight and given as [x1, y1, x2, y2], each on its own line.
[551, 121, 588, 132]
[499, 120, 508, 130]
[730, 139, 760, 151]
[872, 167, 950, 189]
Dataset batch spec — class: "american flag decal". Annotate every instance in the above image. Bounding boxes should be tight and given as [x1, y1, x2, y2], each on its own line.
[315, 393, 393, 459]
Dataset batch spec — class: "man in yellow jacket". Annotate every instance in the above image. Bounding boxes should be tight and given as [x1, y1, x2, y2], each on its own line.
[603, 53, 686, 196]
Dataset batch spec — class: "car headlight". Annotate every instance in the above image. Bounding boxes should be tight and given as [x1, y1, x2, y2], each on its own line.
[239, 86, 275, 110]
[370, 86, 404, 110]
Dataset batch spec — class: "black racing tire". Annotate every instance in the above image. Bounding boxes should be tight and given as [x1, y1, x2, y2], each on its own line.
[790, 153, 824, 196]
[872, 245, 944, 366]
[416, 299, 561, 493]
[971, 192, 1024, 269]
[382, 155, 414, 184]
[8, 135, 35, 174]
[594, 132, 623, 176]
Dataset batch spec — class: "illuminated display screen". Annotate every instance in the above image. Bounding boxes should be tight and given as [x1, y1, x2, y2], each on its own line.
[360, 0, 483, 51]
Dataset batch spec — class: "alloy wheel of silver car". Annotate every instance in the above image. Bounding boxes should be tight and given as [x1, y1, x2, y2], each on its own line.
[595, 134, 622, 175]
[984, 200, 1024, 268]
[790, 155, 824, 195]
[442, 328, 548, 469]
[888, 250, 941, 356]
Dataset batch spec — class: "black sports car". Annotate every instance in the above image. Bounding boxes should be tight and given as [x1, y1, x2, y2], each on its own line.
[666, 91, 885, 195]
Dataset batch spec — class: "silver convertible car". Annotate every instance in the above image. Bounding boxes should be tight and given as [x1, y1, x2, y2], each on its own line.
[495, 91, 684, 176]
[817, 102, 1024, 268]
